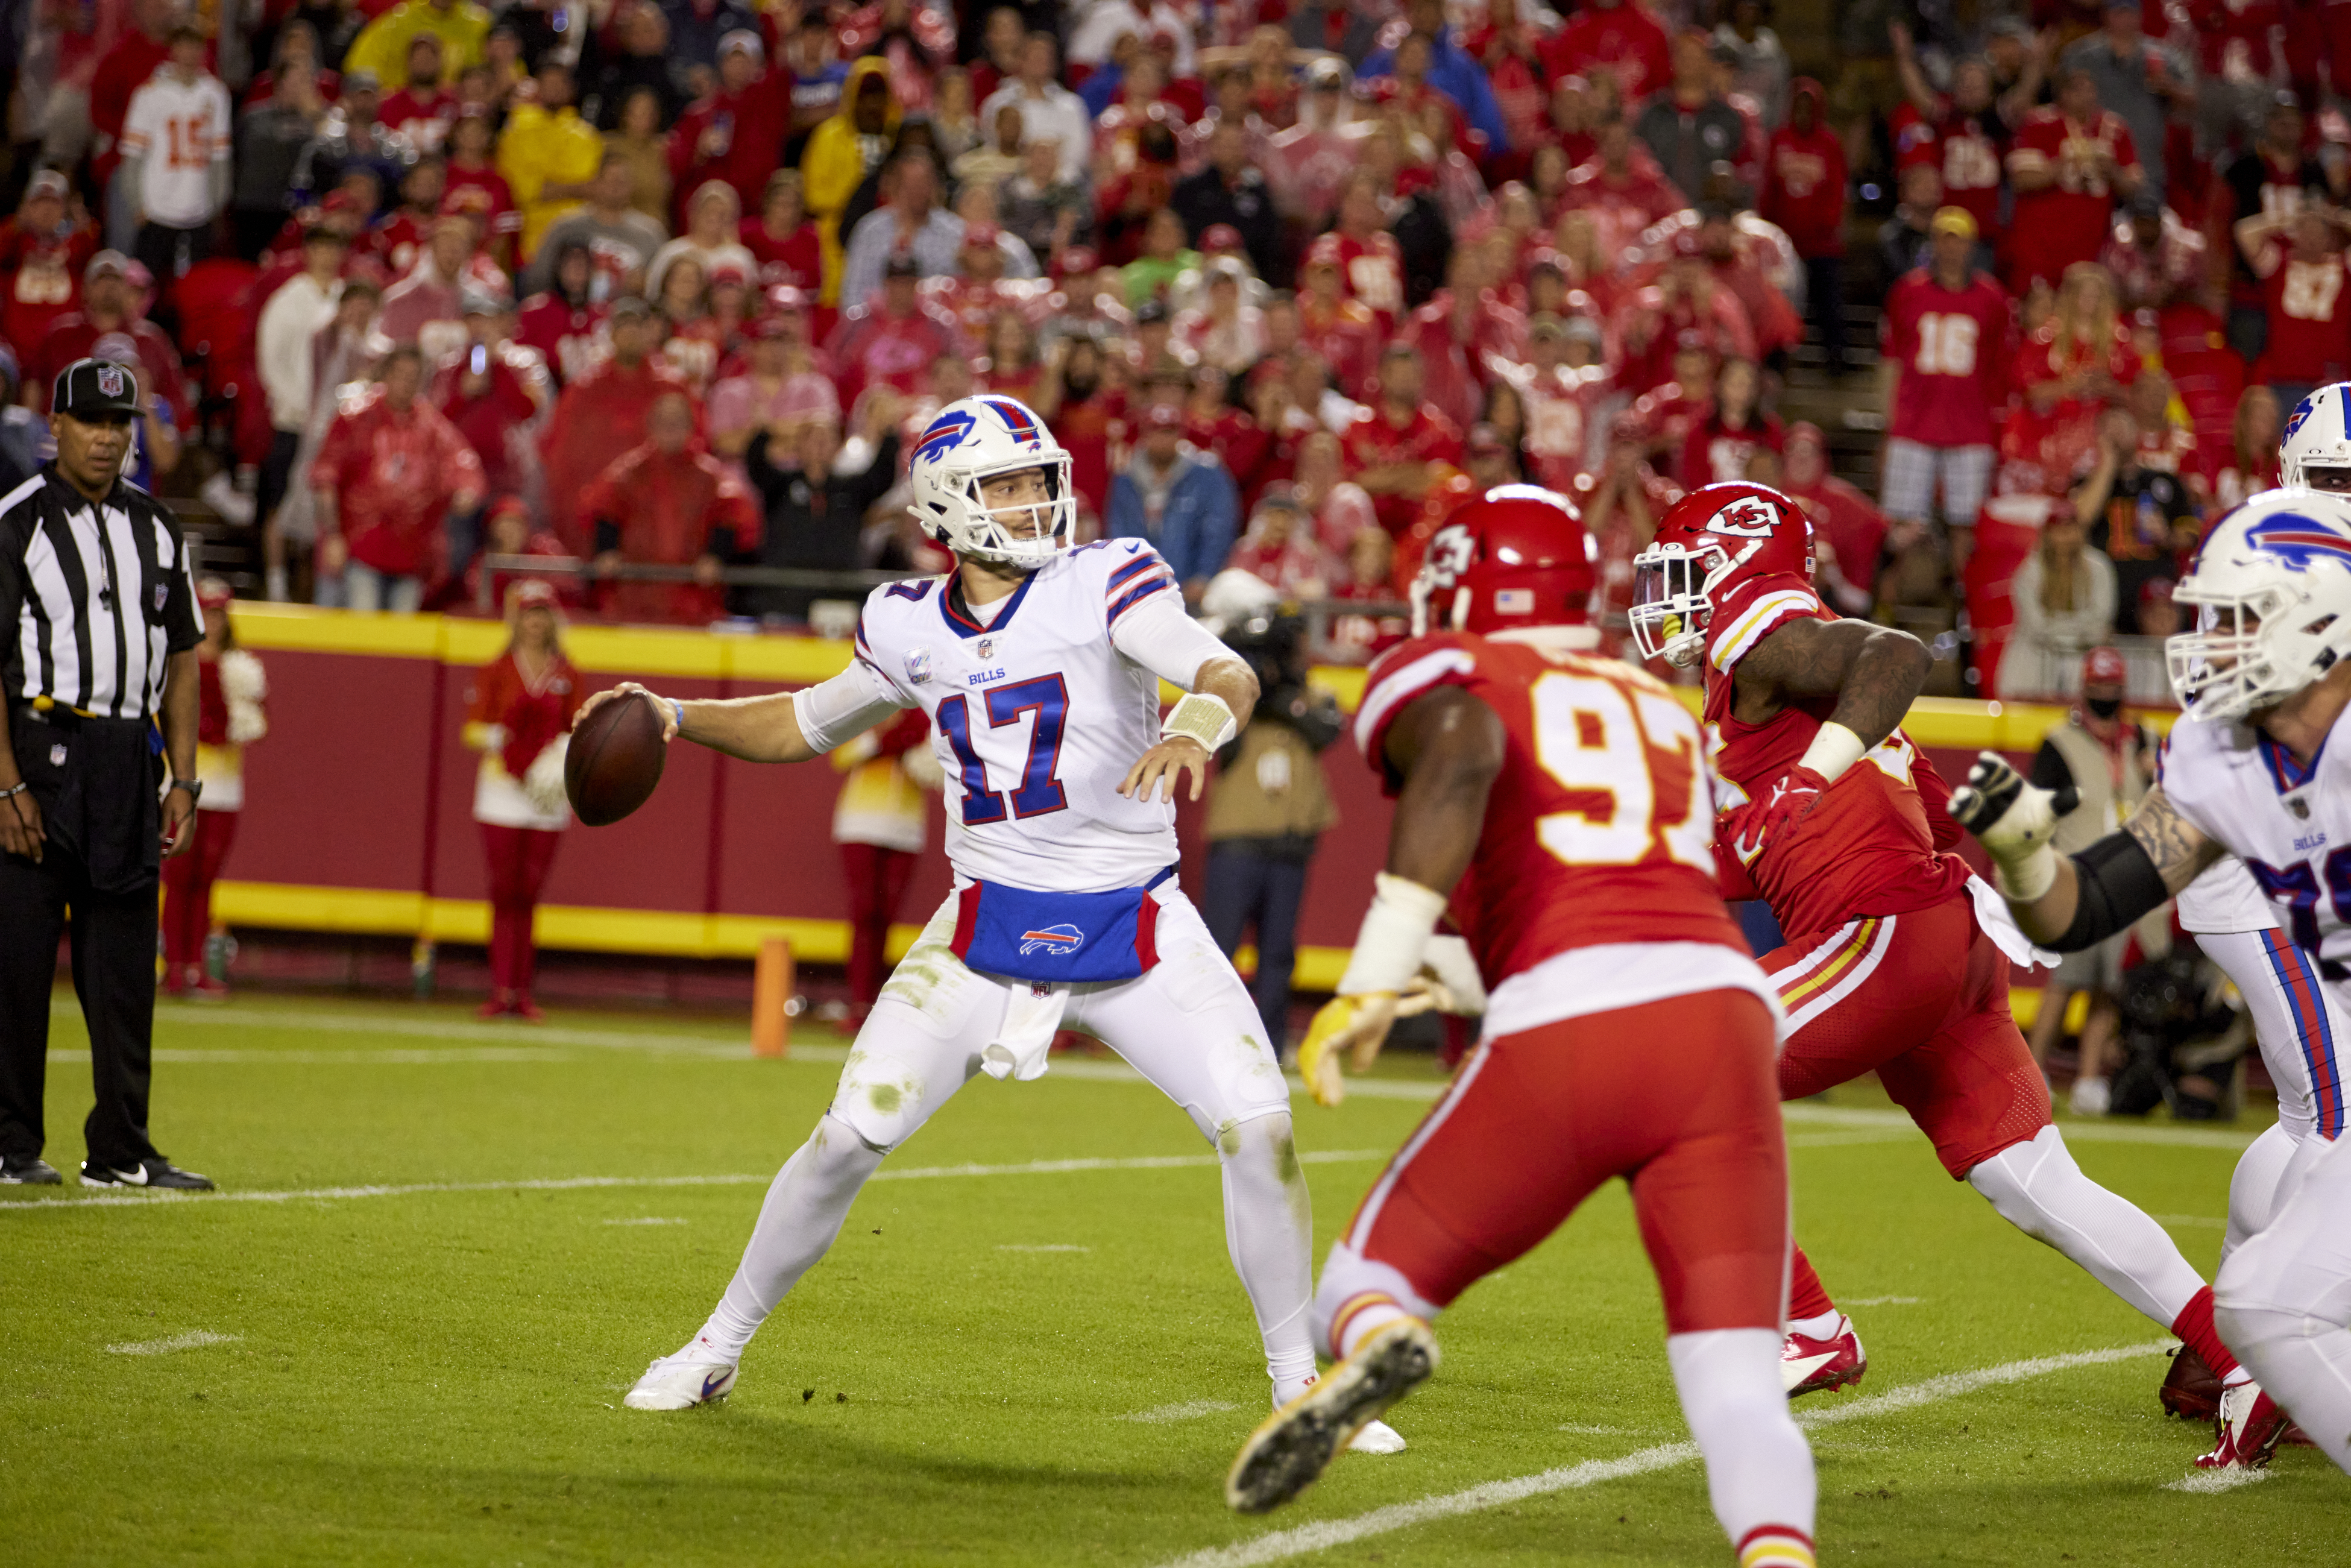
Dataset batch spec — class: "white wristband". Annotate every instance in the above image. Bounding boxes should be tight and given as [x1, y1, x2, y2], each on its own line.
[1993, 841, 2060, 904]
[1336, 872, 1450, 997]
[1162, 691, 1238, 752]
[1799, 720, 1868, 783]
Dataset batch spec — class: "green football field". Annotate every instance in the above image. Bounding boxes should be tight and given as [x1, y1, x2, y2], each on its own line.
[4, 991, 2341, 1566]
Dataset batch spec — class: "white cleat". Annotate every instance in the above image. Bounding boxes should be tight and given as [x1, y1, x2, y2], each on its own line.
[623, 1337, 739, 1410]
[1347, 1418, 1407, 1453]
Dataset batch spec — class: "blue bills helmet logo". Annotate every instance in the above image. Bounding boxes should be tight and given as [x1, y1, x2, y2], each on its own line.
[97, 365, 127, 399]
[2242, 512, 2351, 573]
[984, 397, 1044, 447]
[2285, 391, 2321, 441]
[1019, 924, 1084, 956]
[911, 409, 978, 464]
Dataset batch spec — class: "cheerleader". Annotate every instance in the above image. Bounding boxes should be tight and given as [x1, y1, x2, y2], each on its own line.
[463, 580, 583, 1022]
[162, 578, 267, 999]
[828, 707, 939, 1022]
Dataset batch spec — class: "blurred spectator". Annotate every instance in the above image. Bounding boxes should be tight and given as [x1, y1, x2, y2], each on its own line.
[828, 707, 939, 1022]
[526, 154, 668, 295]
[379, 215, 477, 354]
[380, 36, 460, 151]
[433, 293, 550, 505]
[1758, 78, 1847, 376]
[271, 280, 385, 602]
[121, 21, 233, 286]
[292, 72, 411, 207]
[2059, 0, 2189, 208]
[233, 62, 333, 260]
[805, 60, 907, 301]
[583, 3, 687, 131]
[1326, 174, 1408, 327]
[606, 87, 677, 227]
[2217, 92, 2327, 364]
[1780, 422, 1886, 610]
[1877, 161, 1945, 281]
[1634, 30, 1745, 203]
[1226, 485, 1338, 597]
[312, 344, 488, 612]
[741, 172, 825, 295]
[670, 32, 790, 223]
[954, 101, 1030, 189]
[1172, 120, 1280, 284]
[2211, 385, 2282, 512]
[839, 150, 964, 307]
[464, 495, 579, 610]
[648, 183, 758, 299]
[1287, 430, 1374, 556]
[347, 0, 493, 90]
[826, 254, 960, 400]
[1543, 0, 1674, 106]
[931, 68, 983, 166]
[1881, 207, 2009, 540]
[500, 61, 608, 259]
[1297, 237, 1382, 396]
[27, 251, 188, 418]
[162, 578, 265, 1000]
[0, 352, 41, 491]
[1110, 403, 1241, 599]
[257, 226, 353, 555]
[2232, 203, 2351, 411]
[0, 172, 101, 357]
[445, 107, 523, 262]
[464, 579, 584, 1024]
[659, 0, 762, 80]
[1999, 508, 2118, 699]
[2073, 404, 2200, 608]
[1679, 356, 1781, 485]
[784, 10, 851, 156]
[739, 393, 904, 620]
[1359, 0, 1509, 152]
[1715, 0, 1790, 130]
[1122, 210, 1201, 306]
[2133, 574, 2179, 637]
[1889, 31, 2028, 257]
[2007, 65, 2142, 292]
[1343, 342, 1465, 537]
[89, 0, 180, 250]
[1177, 260, 1267, 373]
[516, 242, 608, 386]
[582, 389, 755, 623]
[1265, 58, 1363, 227]
[2023, 645, 2156, 1113]
[540, 297, 697, 546]
[2010, 263, 2132, 485]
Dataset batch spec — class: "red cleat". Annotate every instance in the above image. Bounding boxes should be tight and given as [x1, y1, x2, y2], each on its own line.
[2195, 1382, 2291, 1470]
[1781, 1315, 1866, 1397]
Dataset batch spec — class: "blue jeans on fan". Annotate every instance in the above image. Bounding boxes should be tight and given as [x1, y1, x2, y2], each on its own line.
[1202, 836, 1316, 1053]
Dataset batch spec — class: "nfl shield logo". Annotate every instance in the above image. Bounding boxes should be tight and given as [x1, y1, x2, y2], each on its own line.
[96, 365, 127, 400]
[153, 584, 168, 612]
[976, 637, 993, 660]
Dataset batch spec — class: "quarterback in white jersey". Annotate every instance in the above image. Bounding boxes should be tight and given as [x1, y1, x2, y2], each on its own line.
[584, 394, 1400, 1450]
[1953, 487, 2351, 1475]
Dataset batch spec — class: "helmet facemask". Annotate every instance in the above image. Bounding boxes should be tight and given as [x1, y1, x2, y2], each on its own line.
[1629, 540, 1736, 666]
[918, 451, 1077, 570]
[2166, 582, 2329, 722]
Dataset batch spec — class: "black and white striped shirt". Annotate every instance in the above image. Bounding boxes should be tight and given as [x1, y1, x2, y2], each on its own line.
[0, 468, 202, 721]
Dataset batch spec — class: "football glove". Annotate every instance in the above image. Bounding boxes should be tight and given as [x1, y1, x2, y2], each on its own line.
[1948, 750, 2079, 902]
[1297, 992, 1399, 1108]
[1722, 764, 1830, 868]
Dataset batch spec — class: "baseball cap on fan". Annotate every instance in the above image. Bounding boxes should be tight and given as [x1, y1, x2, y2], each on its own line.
[52, 356, 142, 420]
[2082, 646, 2129, 688]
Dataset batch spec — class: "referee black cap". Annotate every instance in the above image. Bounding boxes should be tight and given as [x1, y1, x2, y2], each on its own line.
[52, 356, 142, 421]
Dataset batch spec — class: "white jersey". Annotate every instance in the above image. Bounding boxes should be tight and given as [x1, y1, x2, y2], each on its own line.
[797, 540, 1233, 894]
[2162, 705, 2351, 972]
[119, 71, 232, 227]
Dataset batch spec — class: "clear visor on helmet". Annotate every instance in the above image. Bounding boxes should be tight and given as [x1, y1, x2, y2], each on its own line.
[1627, 542, 1722, 666]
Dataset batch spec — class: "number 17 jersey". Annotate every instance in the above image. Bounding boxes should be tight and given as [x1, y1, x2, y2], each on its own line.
[1354, 632, 1746, 993]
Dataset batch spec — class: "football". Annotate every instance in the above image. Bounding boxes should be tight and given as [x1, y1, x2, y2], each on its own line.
[564, 690, 667, 825]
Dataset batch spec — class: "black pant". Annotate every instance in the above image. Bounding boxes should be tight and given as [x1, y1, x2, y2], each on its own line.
[256, 427, 301, 537]
[1202, 837, 1315, 1050]
[1805, 255, 1847, 374]
[131, 219, 213, 288]
[0, 842, 164, 1170]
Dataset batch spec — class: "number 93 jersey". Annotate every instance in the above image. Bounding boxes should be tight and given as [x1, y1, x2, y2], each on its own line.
[2161, 704, 2351, 974]
[845, 541, 1226, 894]
[1354, 631, 1747, 991]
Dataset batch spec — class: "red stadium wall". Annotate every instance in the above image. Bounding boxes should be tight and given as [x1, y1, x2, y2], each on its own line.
[216, 605, 2112, 989]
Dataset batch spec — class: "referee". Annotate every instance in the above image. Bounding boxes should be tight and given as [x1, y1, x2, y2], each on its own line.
[0, 359, 212, 1190]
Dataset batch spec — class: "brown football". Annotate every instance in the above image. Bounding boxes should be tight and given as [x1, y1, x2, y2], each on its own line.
[565, 691, 667, 826]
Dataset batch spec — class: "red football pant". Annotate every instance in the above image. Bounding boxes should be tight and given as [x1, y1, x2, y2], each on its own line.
[482, 823, 560, 995]
[159, 808, 239, 969]
[1765, 895, 2051, 1179]
[840, 842, 916, 1007]
[1339, 988, 1790, 1336]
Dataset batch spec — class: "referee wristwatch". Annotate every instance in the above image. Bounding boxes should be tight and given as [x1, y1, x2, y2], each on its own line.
[168, 779, 203, 804]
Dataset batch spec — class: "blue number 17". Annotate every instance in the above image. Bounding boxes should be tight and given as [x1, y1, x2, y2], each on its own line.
[934, 675, 1071, 825]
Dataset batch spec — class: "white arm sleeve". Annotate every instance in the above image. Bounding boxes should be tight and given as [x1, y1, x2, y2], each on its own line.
[1107, 586, 1239, 691]
[790, 659, 915, 755]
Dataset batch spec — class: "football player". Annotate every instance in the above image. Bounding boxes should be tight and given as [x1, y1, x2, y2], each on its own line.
[1953, 487, 2351, 1478]
[1626, 482, 2271, 1467]
[584, 394, 1400, 1451]
[2281, 383, 2351, 494]
[1229, 490, 1821, 1568]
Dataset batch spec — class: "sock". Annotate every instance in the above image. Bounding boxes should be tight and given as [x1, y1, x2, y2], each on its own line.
[2171, 1286, 2247, 1386]
[698, 1115, 886, 1358]
[1328, 1291, 1414, 1361]
[1667, 1329, 1816, 1555]
[1219, 1114, 1319, 1393]
[1736, 1525, 1818, 1568]
[1787, 1245, 1837, 1322]
[1788, 1310, 1844, 1340]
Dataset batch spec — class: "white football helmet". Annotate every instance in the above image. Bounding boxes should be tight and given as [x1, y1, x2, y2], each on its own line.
[906, 395, 1075, 569]
[2167, 487, 2351, 722]
[2278, 383, 2351, 493]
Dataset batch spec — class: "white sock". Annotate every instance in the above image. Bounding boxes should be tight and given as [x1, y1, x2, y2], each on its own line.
[1788, 1310, 1843, 1340]
[1219, 1113, 1318, 1393]
[1966, 1124, 2207, 1326]
[697, 1115, 886, 1358]
[1666, 1328, 1818, 1554]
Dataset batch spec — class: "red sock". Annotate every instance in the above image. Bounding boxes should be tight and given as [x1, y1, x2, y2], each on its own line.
[2171, 1286, 2244, 1382]
[1787, 1244, 1837, 1322]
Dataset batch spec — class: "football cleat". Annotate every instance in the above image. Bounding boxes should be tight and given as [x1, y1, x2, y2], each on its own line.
[1348, 1418, 1408, 1453]
[623, 1338, 740, 1411]
[1781, 1315, 1866, 1397]
[2159, 1343, 2223, 1423]
[2194, 1381, 2290, 1470]
[1227, 1319, 1438, 1514]
[0, 1154, 62, 1185]
[80, 1157, 214, 1190]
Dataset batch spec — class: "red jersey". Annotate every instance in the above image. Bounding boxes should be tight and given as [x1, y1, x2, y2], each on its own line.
[312, 391, 487, 578]
[444, 164, 522, 239]
[1342, 403, 1465, 537]
[0, 218, 97, 361]
[538, 357, 700, 545]
[515, 293, 607, 386]
[1882, 268, 2011, 447]
[1698, 574, 1972, 939]
[2006, 108, 2138, 290]
[1759, 121, 1847, 260]
[1540, 4, 1674, 105]
[739, 217, 823, 292]
[1358, 633, 1740, 990]
[468, 647, 586, 779]
[2250, 242, 2351, 386]
[1332, 231, 1406, 328]
[379, 86, 456, 152]
[1930, 107, 2009, 241]
[30, 310, 188, 416]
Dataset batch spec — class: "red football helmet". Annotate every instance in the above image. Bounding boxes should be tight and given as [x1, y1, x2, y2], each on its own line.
[1411, 484, 1599, 636]
[1628, 481, 1815, 667]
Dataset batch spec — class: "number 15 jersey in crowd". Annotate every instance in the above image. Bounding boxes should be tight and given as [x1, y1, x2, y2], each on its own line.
[807, 540, 1233, 895]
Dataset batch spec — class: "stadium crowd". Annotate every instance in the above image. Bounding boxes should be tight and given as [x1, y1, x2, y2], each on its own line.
[6, 0, 2349, 693]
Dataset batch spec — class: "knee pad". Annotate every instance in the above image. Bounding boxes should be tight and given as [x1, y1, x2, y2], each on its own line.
[829, 1046, 933, 1153]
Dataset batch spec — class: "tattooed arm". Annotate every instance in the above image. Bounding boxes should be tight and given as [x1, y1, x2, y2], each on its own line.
[2001, 786, 2227, 946]
[1729, 616, 1937, 742]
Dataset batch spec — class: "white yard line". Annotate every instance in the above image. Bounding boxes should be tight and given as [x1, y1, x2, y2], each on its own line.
[1843, 1296, 1924, 1306]
[2165, 1467, 2271, 1493]
[0, 1148, 1392, 1214]
[105, 1329, 241, 1356]
[1150, 1342, 2173, 1568]
[1123, 1400, 1244, 1423]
